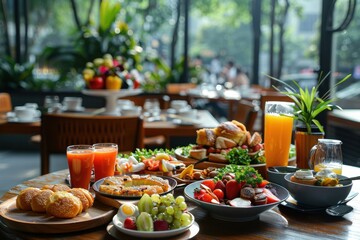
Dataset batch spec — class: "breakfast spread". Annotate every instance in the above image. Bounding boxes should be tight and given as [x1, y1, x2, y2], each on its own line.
[15, 184, 94, 218]
[99, 174, 171, 197]
[193, 165, 280, 206]
[186, 120, 265, 164]
[290, 169, 341, 186]
[118, 193, 192, 231]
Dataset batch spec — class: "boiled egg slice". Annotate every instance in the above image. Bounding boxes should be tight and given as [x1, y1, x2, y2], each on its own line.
[117, 203, 139, 222]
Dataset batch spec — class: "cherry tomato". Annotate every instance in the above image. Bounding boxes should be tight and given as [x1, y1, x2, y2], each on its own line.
[252, 144, 262, 152]
[213, 189, 224, 200]
[194, 188, 206, 200]
[257, 180, 269, 188]
[202, 179, 216, 191]
[201, 193, 214, 203]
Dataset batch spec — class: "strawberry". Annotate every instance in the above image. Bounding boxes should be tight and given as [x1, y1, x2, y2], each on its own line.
[214, 180, 226, 194]
[123, 217, 137, 230]
[225, 179, 240, 200]
[154, 220, 169, 231]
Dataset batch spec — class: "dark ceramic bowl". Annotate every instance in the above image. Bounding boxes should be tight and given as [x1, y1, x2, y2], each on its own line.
[284, 173, 353, 207]
[267, 166, 299, 187]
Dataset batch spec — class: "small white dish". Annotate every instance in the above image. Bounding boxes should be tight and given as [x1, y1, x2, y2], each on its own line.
[62, 106, 85, 112]
[7, 117, 41, 123]
[112, 213, 195, 238]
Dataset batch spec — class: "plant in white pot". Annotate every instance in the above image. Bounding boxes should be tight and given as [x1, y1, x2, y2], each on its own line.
[270, 72, 351, 169]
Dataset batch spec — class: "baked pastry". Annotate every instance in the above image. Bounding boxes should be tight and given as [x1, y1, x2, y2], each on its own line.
[215, 136, 237, 149]
[196, 128, 216, 146]
[67, 188, 94, 211]
[16, 187, 41, 211]
[231, 120, 247, 132]
[290, 170, 317, 185]
[248, 132, 262, 147]
[30, 189, 53, 213]
[46, 191, 83, 218]
[214, 121, 246, 144]
[189, 148, 207, 160]
[41, 184, 71, 192]
[208, 153, 228, 163]
[99, 174, 171, 197]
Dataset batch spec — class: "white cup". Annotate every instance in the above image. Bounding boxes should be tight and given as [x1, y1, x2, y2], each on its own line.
[14, 106, 36, 121]
[170, 100, 188, 111]
[24, 103, 38, 110]
[121, 106, 142, 116]
[117, 100, 135, 110]
[63, 97, 82, 111]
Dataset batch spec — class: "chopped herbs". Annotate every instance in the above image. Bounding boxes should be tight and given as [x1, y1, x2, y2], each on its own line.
[214, 165, 263, 187]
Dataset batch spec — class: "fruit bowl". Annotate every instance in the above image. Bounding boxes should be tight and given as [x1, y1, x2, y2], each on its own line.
[284, 173, 353, 207]
[184, 181, 289, 222]
[112, 213, 196, 238]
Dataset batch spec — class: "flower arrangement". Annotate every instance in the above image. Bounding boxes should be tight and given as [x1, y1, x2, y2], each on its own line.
[82, 54, 141, 90]
[271, 72, 351, 134]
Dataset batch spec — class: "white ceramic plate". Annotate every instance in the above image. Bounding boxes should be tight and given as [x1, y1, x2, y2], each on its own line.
[112, 213, 195, 238]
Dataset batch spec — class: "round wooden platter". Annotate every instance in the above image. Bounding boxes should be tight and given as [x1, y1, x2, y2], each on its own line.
[0, 197, 116, 234]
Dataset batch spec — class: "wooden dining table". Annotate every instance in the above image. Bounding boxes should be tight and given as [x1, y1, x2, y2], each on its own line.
[0, 164, 359, 240]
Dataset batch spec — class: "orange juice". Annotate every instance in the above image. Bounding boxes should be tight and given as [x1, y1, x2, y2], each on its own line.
[314, 163, 342, 174]
[67, 148, 94, 189]
[265, 113, 294, 167]
[93, 145, 118, 181]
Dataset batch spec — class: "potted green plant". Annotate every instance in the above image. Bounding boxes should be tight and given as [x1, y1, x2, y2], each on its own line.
[270, 72, 351, 169]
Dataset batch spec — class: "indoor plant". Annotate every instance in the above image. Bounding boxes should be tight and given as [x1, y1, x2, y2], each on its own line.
[271, 72, 351, 169]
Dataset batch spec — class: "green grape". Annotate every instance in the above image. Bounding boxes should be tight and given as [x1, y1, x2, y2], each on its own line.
[164, 213, 174, 224]
[181, 219, 191, 227]
[157, 212, 165, 220]
[179, 202, 187, 211]
[158, 205, 166, 213]
[166, 193, 175, 202]
[166, 206, 174, 215]
[160, 195, 167, 203]
[175, 196, 185, 205]
[180, 212, 191, 222]
[174, 209, 182, 219]
[171, 219, 181, 229]
[151, 206, 158, 216]
[151, 194, 161, 204]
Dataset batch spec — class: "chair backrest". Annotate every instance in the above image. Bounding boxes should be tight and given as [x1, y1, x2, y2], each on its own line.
[259, 92, 293, 134]
[40, 114, 144, 174]
[232, 100, 259, 133]
[0, 93, 12, 113]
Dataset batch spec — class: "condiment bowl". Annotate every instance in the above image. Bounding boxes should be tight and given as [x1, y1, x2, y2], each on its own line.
[267, 166, 299, 187]
[284, 173, 353, 207]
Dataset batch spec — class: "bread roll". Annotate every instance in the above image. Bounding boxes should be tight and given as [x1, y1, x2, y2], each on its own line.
[41, 184, 70, 192]
[215, 136, 237, 149]
[16, 187, 41, 211]
[196, 128, 216, 146]
[46, 191, 83, 218]
[231, 120, 247, 132]
[249, 132, 262, 147]
[67, 188, 94, 211]
[290, 175, 317, 185]
[189, 148, 207, 160]
[30, 189, 53, 213]
[208, 153, 228, 163]
[214, 121, 246, 144]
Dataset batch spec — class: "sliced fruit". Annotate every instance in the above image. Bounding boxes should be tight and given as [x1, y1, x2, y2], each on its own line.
[229, 198, 252, 207]
[179, 164, 194, 179]
[136, 212, 154, 231]
[154, 220, 169, 231]
[225, 179, 240, 200]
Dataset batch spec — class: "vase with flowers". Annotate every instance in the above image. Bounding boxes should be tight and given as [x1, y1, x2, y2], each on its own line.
[271, 72, 351, 169]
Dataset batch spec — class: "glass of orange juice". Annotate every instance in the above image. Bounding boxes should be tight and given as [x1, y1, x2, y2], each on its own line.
[264, 101, 295, 168]
[66, 145, 94, 189]
[93, 143, 118, 181]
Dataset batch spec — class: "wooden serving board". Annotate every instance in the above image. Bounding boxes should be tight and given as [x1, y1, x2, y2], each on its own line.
[0, 197, 116, 234]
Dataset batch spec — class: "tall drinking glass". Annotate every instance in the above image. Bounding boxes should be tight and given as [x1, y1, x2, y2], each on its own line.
[264, 101, 294, 168]
[66, 145, 94, 189]
[93, 143, 118, 181]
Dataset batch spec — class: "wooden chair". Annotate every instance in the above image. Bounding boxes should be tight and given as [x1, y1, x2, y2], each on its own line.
[40, 114, 144, 175]
[0, 93, 12, 113]
[232, 100, 259, 133]
[259, 92, 293, 134]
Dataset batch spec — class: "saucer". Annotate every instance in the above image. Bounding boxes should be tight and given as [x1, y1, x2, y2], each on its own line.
[7, 117, 41, 123]
[62, 106, 85, 112]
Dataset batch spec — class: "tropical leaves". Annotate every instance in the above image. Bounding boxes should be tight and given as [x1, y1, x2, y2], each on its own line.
[271, 73, 351, 134]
